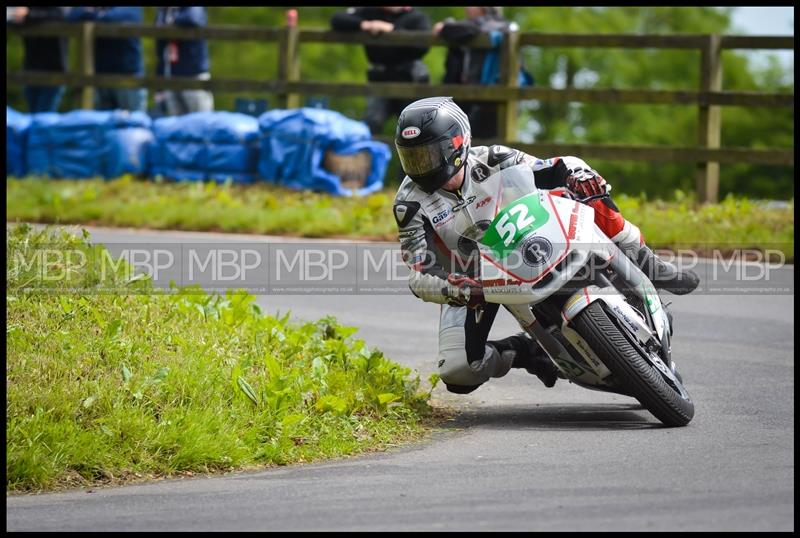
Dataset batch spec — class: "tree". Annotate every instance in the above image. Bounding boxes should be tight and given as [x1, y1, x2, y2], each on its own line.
[505, 6, 793, 199]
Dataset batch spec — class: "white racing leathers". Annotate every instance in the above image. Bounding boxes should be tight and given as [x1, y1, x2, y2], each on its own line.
[393, 145, 643, 392]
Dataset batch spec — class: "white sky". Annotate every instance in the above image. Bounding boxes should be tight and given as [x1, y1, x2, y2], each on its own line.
[727, 7, 794, 72]
[729, 6, 794, 35]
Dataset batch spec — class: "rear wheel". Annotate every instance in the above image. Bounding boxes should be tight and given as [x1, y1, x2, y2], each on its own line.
[572, 301, 694, 426]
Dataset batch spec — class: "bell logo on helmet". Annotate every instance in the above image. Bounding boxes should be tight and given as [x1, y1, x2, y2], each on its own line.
[402, 127, 421, 139]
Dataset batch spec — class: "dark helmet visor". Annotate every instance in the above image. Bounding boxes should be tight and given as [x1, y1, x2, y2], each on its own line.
[396, 137, 453, 177]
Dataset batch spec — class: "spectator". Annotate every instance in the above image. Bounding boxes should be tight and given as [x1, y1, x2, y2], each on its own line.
[331, 7, 431, 135]
[434, 7, 532, 139]
[154, 7, 214, 116]
[8, 6, 68, 113]
[68, 7, 146, 112]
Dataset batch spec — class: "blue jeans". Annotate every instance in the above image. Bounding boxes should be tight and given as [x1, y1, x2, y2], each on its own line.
[94, 87, 148, 112]
[24, 86, 65, 113]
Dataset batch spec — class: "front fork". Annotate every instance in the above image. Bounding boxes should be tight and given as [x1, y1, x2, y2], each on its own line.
[503, 303, 576, 379]
[497, 240, 673, 384]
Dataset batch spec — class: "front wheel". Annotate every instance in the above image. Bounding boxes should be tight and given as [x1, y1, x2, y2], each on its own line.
[572, 301, 694, 427]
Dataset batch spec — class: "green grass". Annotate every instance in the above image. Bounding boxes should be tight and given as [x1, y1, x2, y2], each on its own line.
[614, 192, 794, 262]
[6, 176, 395, 239]
[7, 224, 443, 492]
[6, 177, 794, 261]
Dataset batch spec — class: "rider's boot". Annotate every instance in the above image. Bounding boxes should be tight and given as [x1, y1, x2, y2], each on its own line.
[489, 333, 558, 388]
[612, 221, 699, 295]
[588, 197, 699, 295]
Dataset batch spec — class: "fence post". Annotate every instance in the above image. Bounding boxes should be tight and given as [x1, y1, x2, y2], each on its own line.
[77, 21, 95, 109]
[277, 9, 301, 109]
[496, 27, 520, 144]
[697, 34, 722, 203]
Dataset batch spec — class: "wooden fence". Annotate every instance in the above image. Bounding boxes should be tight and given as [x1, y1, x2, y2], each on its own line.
[6, 19, 794, 202]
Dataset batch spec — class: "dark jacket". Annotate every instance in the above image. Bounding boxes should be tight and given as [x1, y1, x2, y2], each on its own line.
[440, 13, 511, 85]
[155, 7, 210, 77]
[68, 7, 144, 75]
[331, 7, 430, 80]
[10, 7, 68, 72]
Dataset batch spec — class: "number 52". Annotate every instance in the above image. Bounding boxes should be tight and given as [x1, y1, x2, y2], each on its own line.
[495, 203, 536, 247]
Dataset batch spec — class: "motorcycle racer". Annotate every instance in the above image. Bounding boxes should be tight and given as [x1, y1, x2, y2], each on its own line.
[393, 96, 699, 395]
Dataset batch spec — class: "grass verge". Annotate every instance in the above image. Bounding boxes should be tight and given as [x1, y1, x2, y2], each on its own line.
[7, 224, 444, 493]
[6, 177, 794, 261]
[614, 192, 793, 262]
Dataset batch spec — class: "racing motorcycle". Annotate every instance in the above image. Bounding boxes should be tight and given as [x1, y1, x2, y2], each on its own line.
[452, 164, 694, 427]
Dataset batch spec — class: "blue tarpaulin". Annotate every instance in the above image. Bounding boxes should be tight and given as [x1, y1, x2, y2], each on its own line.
[7, 107, 31, 177]
[25, 109, 153, 179]
[258, 107, 390, 196]
[149, 111, 260, 183]
[13, 106, 391, 195]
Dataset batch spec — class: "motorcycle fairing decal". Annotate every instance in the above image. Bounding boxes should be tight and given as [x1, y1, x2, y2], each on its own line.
[552, 356, 586, 378]
[481, 193, 550, 259]
[482, 277, 522, 288]
[566, 203, 580, 240]
[639, 280, 668, 341]
[478, 193, 569, 284]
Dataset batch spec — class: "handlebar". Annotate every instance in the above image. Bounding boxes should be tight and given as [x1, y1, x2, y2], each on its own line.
[573, 192, 611, 205]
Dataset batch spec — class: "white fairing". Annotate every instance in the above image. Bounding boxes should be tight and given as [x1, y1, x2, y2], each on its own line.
[559, 224, 671, 343]
[562, 284, 655, 345]
[480, 194, 596, 305]
[463, 164, 674, 392]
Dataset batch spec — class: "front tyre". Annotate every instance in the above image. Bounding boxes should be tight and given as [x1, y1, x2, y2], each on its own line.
[572, 301, 694, 427]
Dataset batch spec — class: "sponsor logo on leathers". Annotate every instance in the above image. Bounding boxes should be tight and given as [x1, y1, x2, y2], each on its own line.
[432, 209, 452, 225]
[475, 196, 492, 209]
[470, 162, 491, 183]
[452, 195, 477, 212]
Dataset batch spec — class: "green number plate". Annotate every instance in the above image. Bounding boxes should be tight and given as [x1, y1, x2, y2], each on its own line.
[481, 193, 550, 259]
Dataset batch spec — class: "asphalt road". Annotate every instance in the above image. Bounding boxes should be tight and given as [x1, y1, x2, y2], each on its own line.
[7, 226, 795, 531]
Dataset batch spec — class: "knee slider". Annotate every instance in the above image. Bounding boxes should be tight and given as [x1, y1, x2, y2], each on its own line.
[444, 382, 482, 394]
[437, 344, 513, 388]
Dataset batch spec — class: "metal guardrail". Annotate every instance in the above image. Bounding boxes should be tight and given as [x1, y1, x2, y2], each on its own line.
[6, 20, 795, 202]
